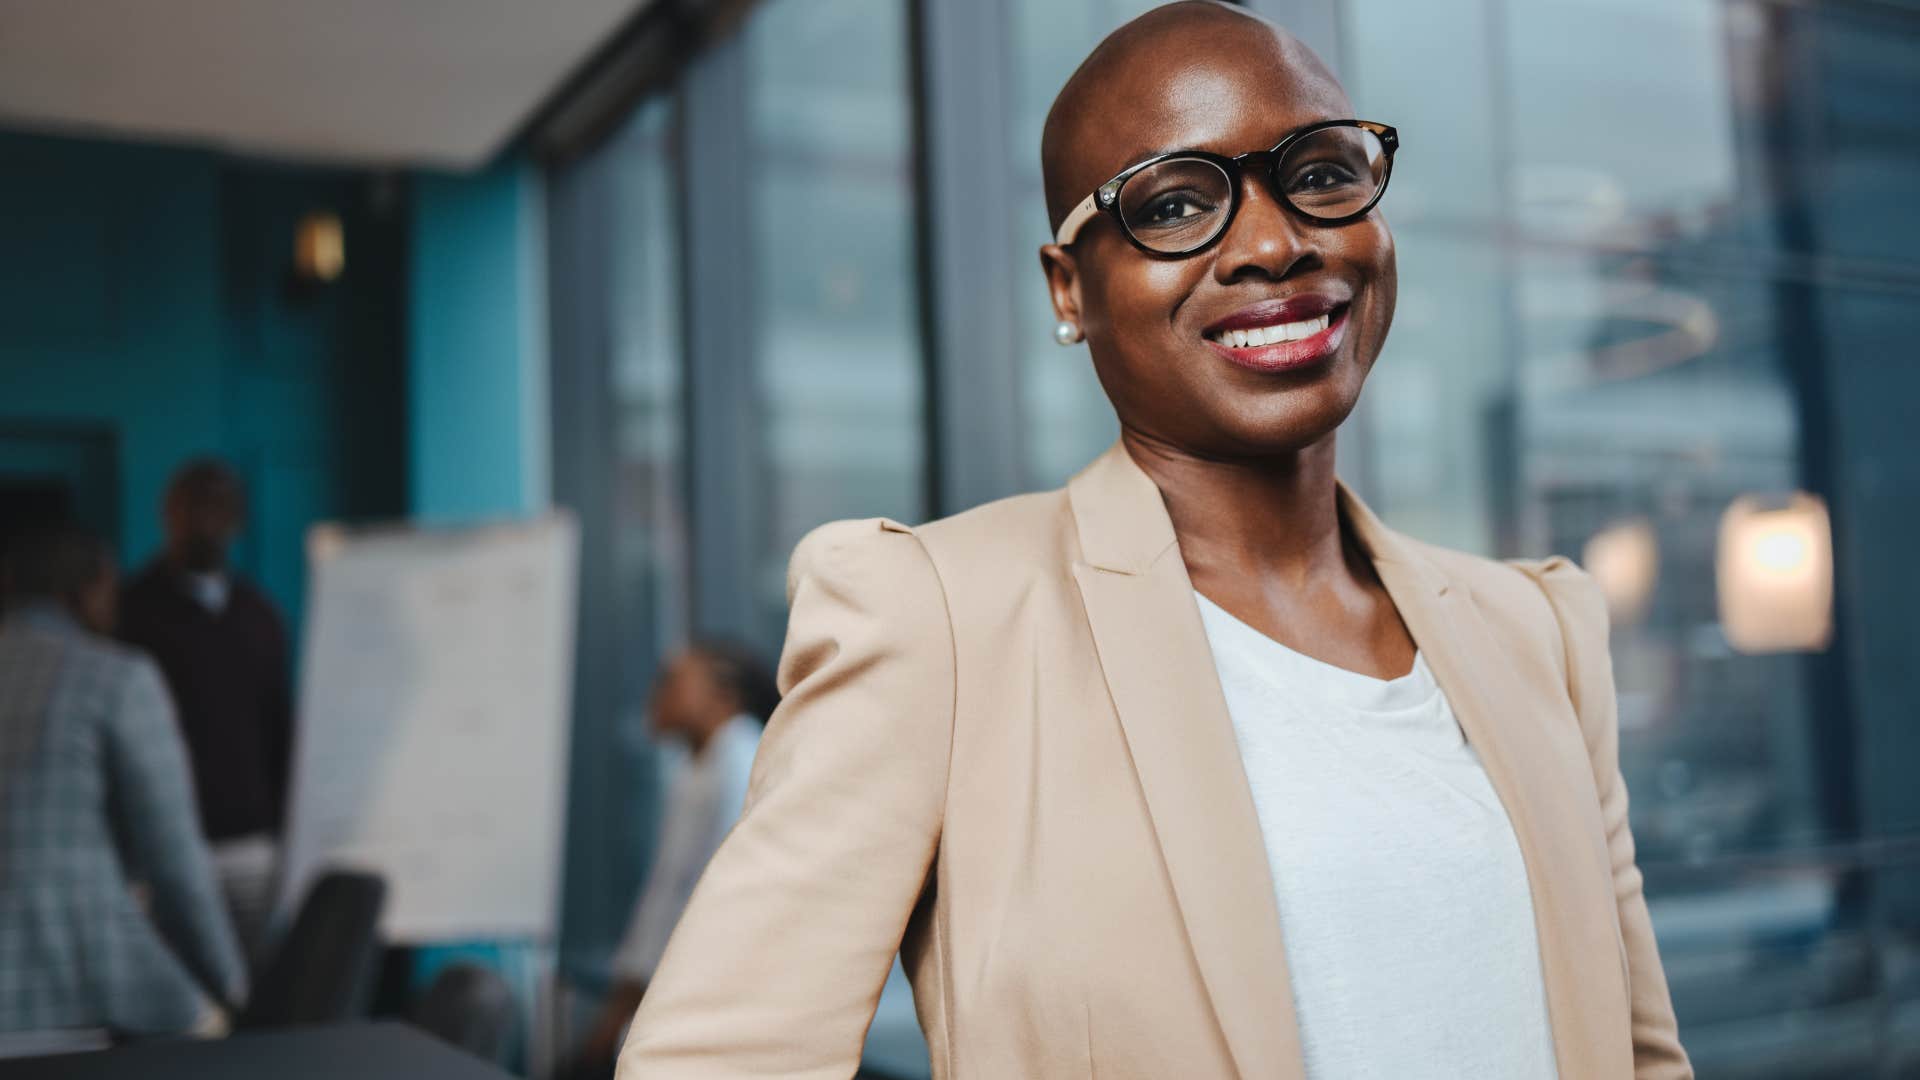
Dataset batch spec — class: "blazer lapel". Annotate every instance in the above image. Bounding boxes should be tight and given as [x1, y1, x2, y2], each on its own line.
[1068, 445, 1306, 1080]
[1067, 442, 1632, 1080]
[1339, 486, 1635, 1079]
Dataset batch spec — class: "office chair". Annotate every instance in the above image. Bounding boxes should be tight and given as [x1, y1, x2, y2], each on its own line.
[239, 869, 387, 1028]
[411, 962, 517, 1065]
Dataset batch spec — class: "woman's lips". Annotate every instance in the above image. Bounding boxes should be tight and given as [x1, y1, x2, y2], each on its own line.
[1204, 304, 1350, 374]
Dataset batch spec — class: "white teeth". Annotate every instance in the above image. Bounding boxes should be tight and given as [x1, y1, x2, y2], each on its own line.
[1211, 312, 1333, 347]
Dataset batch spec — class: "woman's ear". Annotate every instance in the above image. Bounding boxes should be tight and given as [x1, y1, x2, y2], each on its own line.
[1038, 244, 1085, 334]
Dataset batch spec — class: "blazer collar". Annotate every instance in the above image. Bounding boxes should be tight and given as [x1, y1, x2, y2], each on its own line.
[1065, 440, 1631, 1079]
[1064, 441, 1177, 575]
[4, 601, 86, 640]
[1067, 440, 1446, 595]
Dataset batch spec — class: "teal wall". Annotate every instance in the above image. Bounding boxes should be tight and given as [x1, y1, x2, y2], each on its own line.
[409, 160, 549, 523]
[0, 130, 550, 619]
[0, 130, 410, 630]
[0, 135, 223, 567]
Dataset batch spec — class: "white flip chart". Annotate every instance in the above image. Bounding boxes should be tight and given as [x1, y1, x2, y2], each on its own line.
[280, 514, 578, 942]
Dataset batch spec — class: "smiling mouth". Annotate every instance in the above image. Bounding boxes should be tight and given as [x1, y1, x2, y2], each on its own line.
[1202, 303, 1351, 373]
[1204, 312, 1333, 348]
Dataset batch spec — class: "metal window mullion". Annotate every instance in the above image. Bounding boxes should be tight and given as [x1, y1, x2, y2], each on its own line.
[545, 145, 628, 969]
[677, 33, 767, 642]
[913, 0, 1028, 516]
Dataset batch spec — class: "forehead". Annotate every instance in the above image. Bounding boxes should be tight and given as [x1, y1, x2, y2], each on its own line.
[1078, 32, 1351, 182]
[171, 475, 242, 508]
[670, 650, 722, 683]
[178, 491, 242, 517]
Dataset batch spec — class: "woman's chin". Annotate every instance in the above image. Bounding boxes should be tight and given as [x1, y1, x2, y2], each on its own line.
[1203, 372, 1366, 453]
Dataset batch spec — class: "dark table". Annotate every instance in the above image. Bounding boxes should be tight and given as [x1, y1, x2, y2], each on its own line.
[0, 1021, 513, 1080]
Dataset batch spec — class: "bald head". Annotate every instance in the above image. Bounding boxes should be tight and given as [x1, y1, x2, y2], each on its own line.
[1040, 1, 1346, 232]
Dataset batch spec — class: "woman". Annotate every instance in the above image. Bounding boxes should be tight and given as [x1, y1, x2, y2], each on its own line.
[620, 3, 1690, 1077]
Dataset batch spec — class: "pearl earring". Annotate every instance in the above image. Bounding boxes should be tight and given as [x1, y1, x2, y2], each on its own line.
[1053, 321, 1083, 346]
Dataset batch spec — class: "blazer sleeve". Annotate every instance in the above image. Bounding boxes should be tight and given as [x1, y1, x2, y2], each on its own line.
[107, 657, 250, 1010]
[617, 518, 955, 1079]
[1523, 556, 1693, 1079]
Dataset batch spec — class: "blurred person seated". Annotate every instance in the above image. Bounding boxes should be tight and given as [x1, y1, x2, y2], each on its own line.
[567, 640, 777, 1078]
[118, 459, 292, 956]
[0, 522, 246, 1048]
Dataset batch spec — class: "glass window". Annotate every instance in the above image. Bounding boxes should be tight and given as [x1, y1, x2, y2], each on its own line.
[608, 100, 691, 694]
[1343, 0, 1920, 1069]
[744, 0, 926, 646]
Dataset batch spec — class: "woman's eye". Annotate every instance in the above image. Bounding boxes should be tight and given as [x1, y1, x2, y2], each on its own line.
[1288, 163, 1360, 192]
[1144, 194, 1208, 222]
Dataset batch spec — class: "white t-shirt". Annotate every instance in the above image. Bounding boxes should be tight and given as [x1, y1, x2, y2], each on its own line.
[612, 714, 762, 982]
[1194, 591, 1559, 1079]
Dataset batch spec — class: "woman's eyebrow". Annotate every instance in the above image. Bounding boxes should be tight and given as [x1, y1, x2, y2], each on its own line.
[1101, 142, 1207, 172]
[1119, 116, 1348, 167]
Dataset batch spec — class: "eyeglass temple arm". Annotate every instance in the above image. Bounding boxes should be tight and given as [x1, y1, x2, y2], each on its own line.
[1053, 193, 1099, 247]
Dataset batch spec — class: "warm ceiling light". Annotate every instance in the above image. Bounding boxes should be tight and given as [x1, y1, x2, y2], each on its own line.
[1717, 492, 1833, 654]
[1583, 516, 1659, 626]
[294, 211, 345, 283]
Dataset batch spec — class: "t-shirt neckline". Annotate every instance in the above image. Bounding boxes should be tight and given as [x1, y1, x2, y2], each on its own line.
[1192, 590, 1437, 714]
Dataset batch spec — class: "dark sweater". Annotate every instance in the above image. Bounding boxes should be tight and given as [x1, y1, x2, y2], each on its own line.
[119, 561, 294, 842]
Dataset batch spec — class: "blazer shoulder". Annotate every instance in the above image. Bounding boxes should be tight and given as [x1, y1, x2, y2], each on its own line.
[1504, 553, 1606, 622]
[53, 628, 154, 683]
[791, 488, 1072, 593]
[31, 630, 168, 728]
[1396, 537, 1605, 677]
[1396, 536, 1587, 621]
[787, 492, 1075, 646]
[785, 516, 941, 601]
[910, 488, 1075, 577]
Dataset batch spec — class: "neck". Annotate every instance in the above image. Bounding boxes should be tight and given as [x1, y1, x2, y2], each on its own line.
[686, 714, 734, 758]
[1120, 426, 1352, 589]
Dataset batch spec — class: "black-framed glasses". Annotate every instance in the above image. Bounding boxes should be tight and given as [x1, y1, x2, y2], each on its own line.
[1052, 119, 1399, 256]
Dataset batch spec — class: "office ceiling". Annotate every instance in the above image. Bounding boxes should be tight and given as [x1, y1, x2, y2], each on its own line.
[0, 0, 651, 169]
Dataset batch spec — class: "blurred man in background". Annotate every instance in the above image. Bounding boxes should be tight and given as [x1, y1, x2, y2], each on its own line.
[119, 459, 293, 957]
[0, 522, 246, 1051]
[567, 640, 777, 1078]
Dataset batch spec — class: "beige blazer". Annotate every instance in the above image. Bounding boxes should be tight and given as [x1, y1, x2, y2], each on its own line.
[620, 443, 1691, 1079]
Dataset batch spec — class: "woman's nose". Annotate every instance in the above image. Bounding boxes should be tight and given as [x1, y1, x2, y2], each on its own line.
[1212, 178, 1314, 283]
